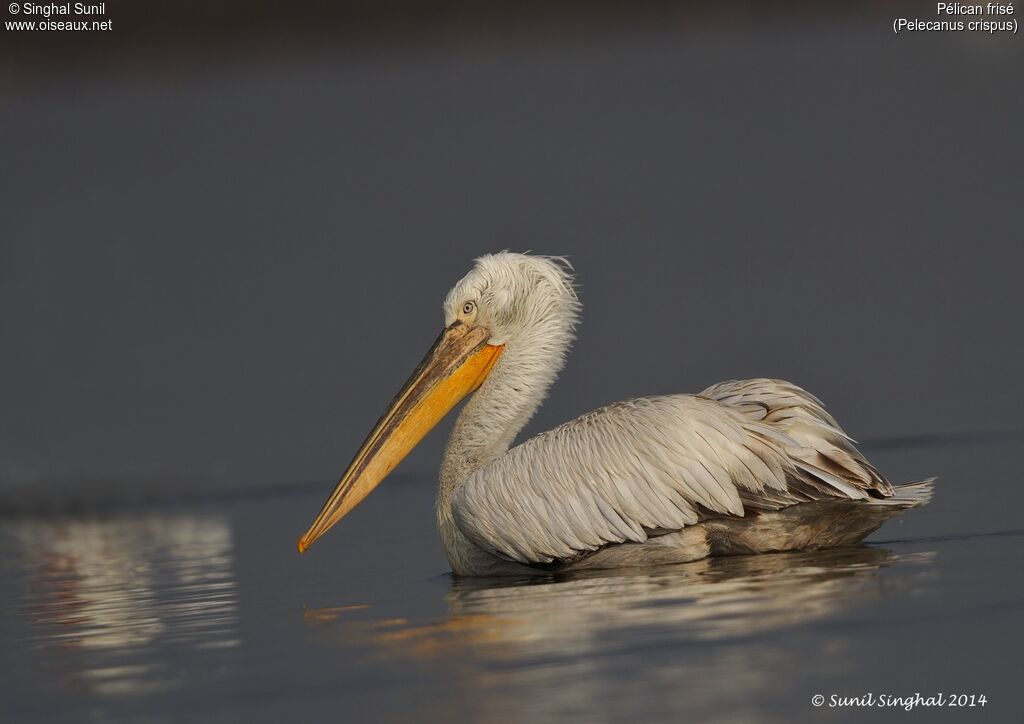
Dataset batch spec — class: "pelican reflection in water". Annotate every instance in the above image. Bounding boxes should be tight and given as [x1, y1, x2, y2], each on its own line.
[306, 547, 935, 647]
[299, 253, 932, 575]
[304, 548, 935, 721]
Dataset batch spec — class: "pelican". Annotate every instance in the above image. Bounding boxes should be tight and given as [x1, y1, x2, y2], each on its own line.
[298, 252, 932, 575]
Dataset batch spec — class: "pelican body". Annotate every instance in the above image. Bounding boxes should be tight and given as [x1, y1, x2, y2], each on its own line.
[299, 253, 932, 576]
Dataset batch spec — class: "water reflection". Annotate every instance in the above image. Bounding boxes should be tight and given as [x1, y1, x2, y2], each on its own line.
[307, 547, 935, 722]
[448, 547, 935, 642]
[5, 512, 238, 697]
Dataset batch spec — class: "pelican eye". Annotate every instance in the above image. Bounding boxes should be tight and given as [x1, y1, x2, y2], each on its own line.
[462, 301, 476, 316]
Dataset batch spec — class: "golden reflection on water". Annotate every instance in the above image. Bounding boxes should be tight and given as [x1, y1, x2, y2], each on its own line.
[306, 547, 935, 722]
[6, 512, 238, 697]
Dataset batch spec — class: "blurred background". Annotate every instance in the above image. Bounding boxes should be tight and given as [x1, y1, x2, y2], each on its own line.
[1, 1, 1021, 504]
[3, 5, 1024, 724]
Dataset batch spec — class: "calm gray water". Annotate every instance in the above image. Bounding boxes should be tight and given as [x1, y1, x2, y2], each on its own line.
[1, 435, 1021, 723]
[3, 7, 1022, 722]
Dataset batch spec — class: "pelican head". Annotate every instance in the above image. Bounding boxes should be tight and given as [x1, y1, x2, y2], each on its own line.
[298, 252, 580, 553]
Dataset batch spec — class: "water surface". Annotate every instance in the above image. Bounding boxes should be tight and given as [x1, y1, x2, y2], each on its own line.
[1, 437, 1021, 722]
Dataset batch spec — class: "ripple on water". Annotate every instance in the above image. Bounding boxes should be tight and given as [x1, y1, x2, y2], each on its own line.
[3, 512, 240, 698]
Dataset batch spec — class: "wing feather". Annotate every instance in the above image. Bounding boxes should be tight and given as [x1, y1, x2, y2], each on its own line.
[451, 381, 893, 565]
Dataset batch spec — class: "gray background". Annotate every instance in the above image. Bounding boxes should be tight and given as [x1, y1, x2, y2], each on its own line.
[2, 4, 1021, 497]
[2, 6, 1024, 724]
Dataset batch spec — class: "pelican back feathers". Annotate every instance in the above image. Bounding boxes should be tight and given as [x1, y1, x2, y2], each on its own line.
[451, 381, 911, 567]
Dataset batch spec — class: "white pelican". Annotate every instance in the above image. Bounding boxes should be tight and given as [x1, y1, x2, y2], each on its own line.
[298, 252, 932, 575]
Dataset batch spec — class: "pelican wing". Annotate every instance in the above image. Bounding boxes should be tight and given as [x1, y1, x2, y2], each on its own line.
[699, 378, 892, 498]
[451, 380, 892, 565]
